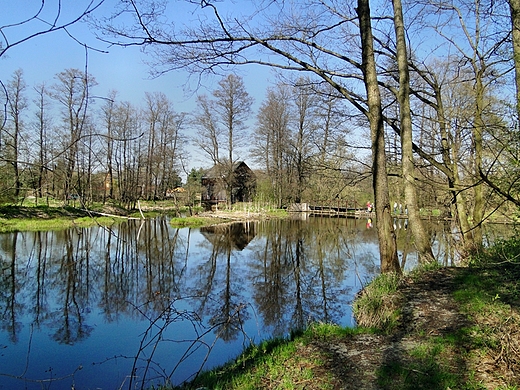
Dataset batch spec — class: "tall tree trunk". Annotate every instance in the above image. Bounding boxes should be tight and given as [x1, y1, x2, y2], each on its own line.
[145, 122, 155, 201]
[472, 71, 485, 248]
[6, 70, 26, 199]
[434, 84, 475, 252]
[357, 0, 401, 274]
[510, 0, 520, 119]
[451, 128, 475, 252]
[36, 85, 46, 202]
[392, 0, 435, 263]
[12, 115, 20, 198]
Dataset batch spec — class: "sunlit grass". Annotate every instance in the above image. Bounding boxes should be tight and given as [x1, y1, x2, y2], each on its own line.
[0, 201, 129, 232]
[353, 272, 403, 332]
[0, 215, 121, 232]
[170, 323, 352, 390]
[169, 216, 229, 228]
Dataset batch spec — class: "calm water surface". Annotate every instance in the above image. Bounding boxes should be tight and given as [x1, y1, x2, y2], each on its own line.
[0, 216, 462, 389]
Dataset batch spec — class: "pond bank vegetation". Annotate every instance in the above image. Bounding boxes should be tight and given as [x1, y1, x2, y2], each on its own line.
[169, 238, 520, 390]
[0, 204, 129, 232]
[0, 202, 289, 232]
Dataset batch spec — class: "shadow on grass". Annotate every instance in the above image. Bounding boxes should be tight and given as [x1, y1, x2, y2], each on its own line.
[0, 205, 89, 219]
[376, 262, 520, 390]
[314, 264, 520, 390]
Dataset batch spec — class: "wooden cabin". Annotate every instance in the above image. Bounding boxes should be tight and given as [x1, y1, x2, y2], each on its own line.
[201, 161, 256, 204]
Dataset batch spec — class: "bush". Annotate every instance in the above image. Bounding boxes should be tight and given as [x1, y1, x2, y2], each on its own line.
[469, 237, 520, 268]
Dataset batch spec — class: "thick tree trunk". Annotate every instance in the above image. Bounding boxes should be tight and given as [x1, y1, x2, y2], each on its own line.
[392, 0, 435, 263]
[357, 0, 401, 274]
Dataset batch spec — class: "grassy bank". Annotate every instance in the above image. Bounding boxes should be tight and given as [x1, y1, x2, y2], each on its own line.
[169, 324, 369, 390]
[0, 202, 288, 232]
[0, 205, 127, 232]
[168, 239, 520, 390]
[169, 215, 228, 227]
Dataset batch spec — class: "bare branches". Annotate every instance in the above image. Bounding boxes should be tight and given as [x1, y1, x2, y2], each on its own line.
[0, 0, 107, 59]
[125, 296, 250, 390]
[97, 1, 364, 91]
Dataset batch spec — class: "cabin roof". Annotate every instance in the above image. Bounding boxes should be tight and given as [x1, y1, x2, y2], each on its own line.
[201, 161, 252, 179]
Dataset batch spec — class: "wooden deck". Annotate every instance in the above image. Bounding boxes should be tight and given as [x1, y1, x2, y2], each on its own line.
[288, 202, 374, 217]
[288, 202, 450, 220]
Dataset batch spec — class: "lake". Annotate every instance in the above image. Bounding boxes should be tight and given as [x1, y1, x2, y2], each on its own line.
[0, 215, 471, 389]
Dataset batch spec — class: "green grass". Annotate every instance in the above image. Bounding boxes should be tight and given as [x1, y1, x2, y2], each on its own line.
[171, 323, 358, 390]
[0, 204, 125, 232]
[353, 272, 403, 332]
[384, 242, 520, 390]
[169, 216, 230, 228]
[0, 215, 122, 232]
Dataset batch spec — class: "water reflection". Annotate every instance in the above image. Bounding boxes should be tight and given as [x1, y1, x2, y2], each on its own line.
[0, 216, 491, 389]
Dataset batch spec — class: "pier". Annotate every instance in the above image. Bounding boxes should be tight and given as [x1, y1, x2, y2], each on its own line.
[288, 202, 374, 217]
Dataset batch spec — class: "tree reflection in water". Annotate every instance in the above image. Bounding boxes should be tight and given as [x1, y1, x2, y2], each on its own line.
[0, 216, 473, 389]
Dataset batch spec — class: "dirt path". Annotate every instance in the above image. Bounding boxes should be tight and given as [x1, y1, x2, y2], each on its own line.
[294, 267, 520, 389]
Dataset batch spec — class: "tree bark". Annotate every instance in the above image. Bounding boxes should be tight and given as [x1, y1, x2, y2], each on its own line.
[357, 0, 401, 274]
[510, 0, 520, 120]
[472, 70, 485, 248]
[7, 71, 24, 198]
[433, 82, 475, 252]
[391, 0, 435, 263]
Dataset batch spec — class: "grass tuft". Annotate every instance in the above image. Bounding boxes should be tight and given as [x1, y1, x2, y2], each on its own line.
[353, 272, 403, 332]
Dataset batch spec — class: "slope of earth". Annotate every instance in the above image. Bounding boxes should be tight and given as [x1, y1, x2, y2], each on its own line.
[293, 266, 520, 390]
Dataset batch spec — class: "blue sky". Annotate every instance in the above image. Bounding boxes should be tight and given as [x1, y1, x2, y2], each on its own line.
[1, 0, 381, 174]
[1, 0, 274, 170]
[2, 1, 177, 102]
[0, 0, 280, 174]
[1, 0, 272, 105]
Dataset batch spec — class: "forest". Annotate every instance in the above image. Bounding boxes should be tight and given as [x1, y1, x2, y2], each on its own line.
[2, 0, 520, 272]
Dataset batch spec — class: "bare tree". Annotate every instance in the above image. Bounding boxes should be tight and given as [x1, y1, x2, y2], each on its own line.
[357, 0, 401, 273]
[100, 90, 118, 202]
[510, 0, 520, 119]
[33, 83, 52, 203]
[0, 1, 104, 59]
[142, 91, 184, 200]
[391, 0, 435, 263]
[252, 84, 292, 207]
[143, 92, 161, 200]
[112, 101, 143, 207]
[193, 94, 222, 165]
[213, 74, 253, 164]
[414, 0, 512, 250]
[193, 74, 253, 205]
[4, 69, 27, 199]
[51, 68, 97, 202]
[0, 1, 105, 131]
[97, 0, 401, 272]
[213, 74, 253, 205]
[291, 78, 318, 204]
[406, 59, 477, 252]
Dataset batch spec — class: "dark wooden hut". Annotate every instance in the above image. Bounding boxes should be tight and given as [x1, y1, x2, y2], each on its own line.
[201, 161, 256, 204]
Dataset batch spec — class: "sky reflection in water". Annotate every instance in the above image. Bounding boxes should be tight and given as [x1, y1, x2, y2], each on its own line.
[0, 215, 460, 389]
